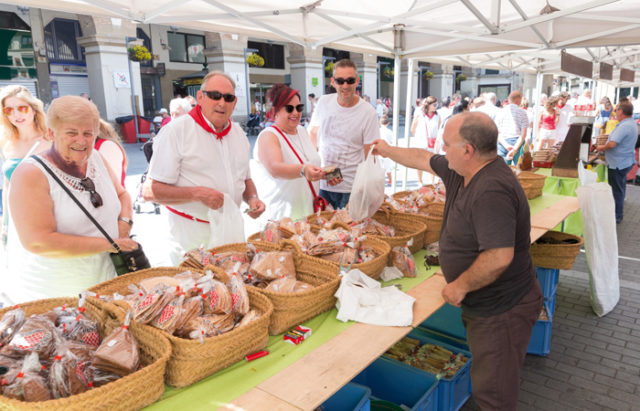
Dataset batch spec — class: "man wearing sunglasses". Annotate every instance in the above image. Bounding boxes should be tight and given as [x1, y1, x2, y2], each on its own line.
[309, 59, 380, 209]
[144, 71, 265, 263]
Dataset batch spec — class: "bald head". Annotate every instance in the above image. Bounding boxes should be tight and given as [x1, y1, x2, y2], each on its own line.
[451, 112, 498, 157]
[509, 91, 522, 104]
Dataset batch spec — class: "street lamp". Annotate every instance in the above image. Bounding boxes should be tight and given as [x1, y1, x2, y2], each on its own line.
[244, 47, 259, 120]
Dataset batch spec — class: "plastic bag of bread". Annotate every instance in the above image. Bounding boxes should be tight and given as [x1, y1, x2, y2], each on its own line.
[2, 352, 51, 402]
[264, 277, 314, 294]
[330, 209, 353, 225]
[90, 367, 119, 388]
[260, 221, 282, 244]
[278, 217, 296, 238]
[392, 246, 416, 277]
[182, 248, 213, 269]
[307, 211, 328, 226]
[235, 309, 261, 329]
[358, 246, 377, 263]
[49, 347, 90, 398]
[202, 279, 233, 315]
[92, 314, 139, 377]
[0, 355, 22, 395]
[249, 251, 296, 280]
[139, 276, 181, 294]
[2, 315, 59, 361]
[133, 284, 173, 324]
[316, 227, 351, 243]
[173, 296, 203, 336]
[0, 307, 26, 347]
[321, 247, 358, 265]
[185, 313, 235, 341]
[228, 274, 250, 315]
[151, 293, 185, 334]
[306, 240, 344, 256]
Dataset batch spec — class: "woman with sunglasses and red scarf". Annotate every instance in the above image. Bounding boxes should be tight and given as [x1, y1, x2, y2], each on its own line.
[4, 96, 138, 304]
[0, 85, 51, 249]
[248, 84, 329, 232]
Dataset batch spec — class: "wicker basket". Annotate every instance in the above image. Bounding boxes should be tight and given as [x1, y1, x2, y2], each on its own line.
[520, 181, 543, 200]
[0, 297, 170, 411]
[206, 242, 340, 335]
[530, 231, 584, 270]
[379, 203, 442, 246]
[516, 170, 545, 199]
[281, 237, 390, 280]
[371, 210, 426, 254]
[178, 241, 279, 270]
[89, 267, 273, 387]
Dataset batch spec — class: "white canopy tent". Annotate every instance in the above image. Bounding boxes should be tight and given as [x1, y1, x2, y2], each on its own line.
[11, 0, 640, 185]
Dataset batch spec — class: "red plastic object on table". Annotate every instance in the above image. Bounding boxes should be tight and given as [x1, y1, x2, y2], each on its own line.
[533, 161, 555, 168]
[120, 116, 151, 143]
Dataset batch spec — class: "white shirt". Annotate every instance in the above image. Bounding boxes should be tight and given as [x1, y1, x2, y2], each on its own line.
[149, 113, 251, 221]
[495, 104, 529, 141]
[6, 152, 119, 303]
[310, 94, 380, 193]
[249, 125, 321, 231]
[474, 103, 499, 121]
[556, 104, 574, 142]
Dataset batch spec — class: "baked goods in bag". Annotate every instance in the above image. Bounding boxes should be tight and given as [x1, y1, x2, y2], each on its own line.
[0, 307, 26, 347]
[392, 246, 416, 277]
[249, 251, 296, 280]
[2, 315, 59, 361]
[2, 352, 51, 402]
[228, 274, 250, 315]
[265, 278, 314, 294]
[92, 314, 139, 377]
[202, 279, 233, 315]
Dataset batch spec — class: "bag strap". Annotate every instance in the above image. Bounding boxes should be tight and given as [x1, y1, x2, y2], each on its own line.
[271, 125, 319, 198]
[30, 155, 121, 252]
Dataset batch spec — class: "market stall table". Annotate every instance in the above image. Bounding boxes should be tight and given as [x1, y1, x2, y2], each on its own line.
[141, 193, 579, 411]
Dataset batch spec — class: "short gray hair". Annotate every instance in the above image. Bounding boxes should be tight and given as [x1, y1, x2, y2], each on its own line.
[200, 71, 236, 90]
[170, 97, 191, 114]
[457, 112, 498, 157]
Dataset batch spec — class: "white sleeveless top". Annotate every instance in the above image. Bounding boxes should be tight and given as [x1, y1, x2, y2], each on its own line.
[5, 151, 120, 304]
[247, 125, 321, 233]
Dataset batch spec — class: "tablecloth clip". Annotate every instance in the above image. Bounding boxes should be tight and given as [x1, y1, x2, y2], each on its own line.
[338, 252, 355, 276]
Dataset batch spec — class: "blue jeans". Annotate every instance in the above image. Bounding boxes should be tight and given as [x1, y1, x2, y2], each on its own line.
[608, 166, 632, 223]
[498, 137, 520, 165]
[319, 189, 350, 210]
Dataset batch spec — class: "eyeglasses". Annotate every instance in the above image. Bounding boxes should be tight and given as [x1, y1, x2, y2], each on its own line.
[3, 105, 30, 116]
[284, 104, 304, 113]
[202, 90, 236, 103]
[79, 177, 103, 208]
[334, 77, 357, 85]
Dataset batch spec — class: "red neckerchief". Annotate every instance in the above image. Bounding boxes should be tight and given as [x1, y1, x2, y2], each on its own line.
[188, 105, 232, 140]
[425, 112, 436, 119]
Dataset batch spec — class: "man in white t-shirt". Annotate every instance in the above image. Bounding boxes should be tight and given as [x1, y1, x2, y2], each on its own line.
[475, 92, 499, 121]
[309, 59, 380, 209]
[144, 71, 265, 263]
[555, 92, 573, 143]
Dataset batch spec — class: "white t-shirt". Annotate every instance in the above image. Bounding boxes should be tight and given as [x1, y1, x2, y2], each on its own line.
[474, 103, 499, 121]
[310, 94, 380, 193]
[556, 104, 574, 142]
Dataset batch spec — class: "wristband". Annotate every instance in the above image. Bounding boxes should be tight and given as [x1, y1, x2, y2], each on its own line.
[118, 217, 133, 227]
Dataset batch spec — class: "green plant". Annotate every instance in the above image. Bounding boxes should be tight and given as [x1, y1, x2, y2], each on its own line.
[423, 70, 434, 80]
[324, 61, 335, 74]
[127, 45, 152, 62]
[246, 53, 265, 67]
[383, 66, 394, 77]
[456, 73, 467, 82]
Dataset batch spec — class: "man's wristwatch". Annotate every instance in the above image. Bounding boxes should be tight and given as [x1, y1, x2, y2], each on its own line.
[299, 164, 306, 178]
[119, 217, 133, 227]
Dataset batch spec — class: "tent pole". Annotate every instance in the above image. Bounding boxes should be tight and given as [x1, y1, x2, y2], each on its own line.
[391, 53, 401, 192]
[532, 71, 543, 147]
[402, 58, 415, 191]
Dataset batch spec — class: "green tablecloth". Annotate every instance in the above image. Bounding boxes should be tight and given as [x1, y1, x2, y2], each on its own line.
[534, 164, 606, 236]
[146, 250, 438, 410]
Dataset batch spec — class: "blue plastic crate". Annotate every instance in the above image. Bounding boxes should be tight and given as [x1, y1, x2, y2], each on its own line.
[527, 300, 553, 356]
[352, 357, 438, 411]
[536, 267, 559, 300]
[322, 382, 371, 411]
[404, 328, 473, 411]
[545, 282, 558, 317]
[418, 303, 467, 342]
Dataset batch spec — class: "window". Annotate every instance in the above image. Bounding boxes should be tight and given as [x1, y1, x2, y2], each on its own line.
[44, 19, 84, 63]
[168, 32, 205, 63]
[247, 41, 285, 69]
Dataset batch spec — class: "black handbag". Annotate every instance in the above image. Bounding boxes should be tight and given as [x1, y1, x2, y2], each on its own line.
[32, 155, 150, 276]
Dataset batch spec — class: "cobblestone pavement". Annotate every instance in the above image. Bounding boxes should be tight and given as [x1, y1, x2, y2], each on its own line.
[127, 141, 640, 410]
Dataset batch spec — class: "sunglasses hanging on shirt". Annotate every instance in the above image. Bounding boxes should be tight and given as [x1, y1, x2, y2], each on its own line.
[284, 104, 304, 113]
[202, 90, 236, 102]
[333, 77, 357, 85]
[79, 177, 104, 208]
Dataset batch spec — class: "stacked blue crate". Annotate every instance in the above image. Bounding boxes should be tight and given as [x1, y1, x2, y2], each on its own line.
[321, 383, 371, 411]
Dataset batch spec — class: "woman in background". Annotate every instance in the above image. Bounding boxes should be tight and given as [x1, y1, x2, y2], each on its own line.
[95, 119, 127, 187]
[0, 85, 50, 246]
[411, 96, 440, 185]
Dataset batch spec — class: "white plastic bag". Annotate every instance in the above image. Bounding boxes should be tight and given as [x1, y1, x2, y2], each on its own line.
[334, 269, 415, 326]
[348, 147, 386, 221]
[207, 193, 245, 248]
[576, 183, 619, 316]
[577, 160, 598, 186]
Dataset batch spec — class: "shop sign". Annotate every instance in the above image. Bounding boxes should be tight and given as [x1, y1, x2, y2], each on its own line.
[184, 78, 203, 86]
[156, 63, 165, 76]
[311, 77, 318, 86]
[113, 71, 130, 88]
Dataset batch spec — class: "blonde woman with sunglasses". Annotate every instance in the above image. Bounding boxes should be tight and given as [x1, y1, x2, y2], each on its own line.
[0, 86, 51, 248]
[4, 96, 137, 304]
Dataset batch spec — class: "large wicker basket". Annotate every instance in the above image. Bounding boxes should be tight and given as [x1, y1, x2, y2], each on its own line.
[0, 297, 170, 411]
[89, 267, 273, 387]
[516, 170, 546, 199]
[380, 203, 443, 246]
[206, 242, 340, 335]
[530, 231, 583, 270]
[371, 210, 426, 253]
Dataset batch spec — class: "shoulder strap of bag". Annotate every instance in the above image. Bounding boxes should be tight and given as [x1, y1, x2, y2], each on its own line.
[271, 125, 319, 198]
[31, 155, 121, 252]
